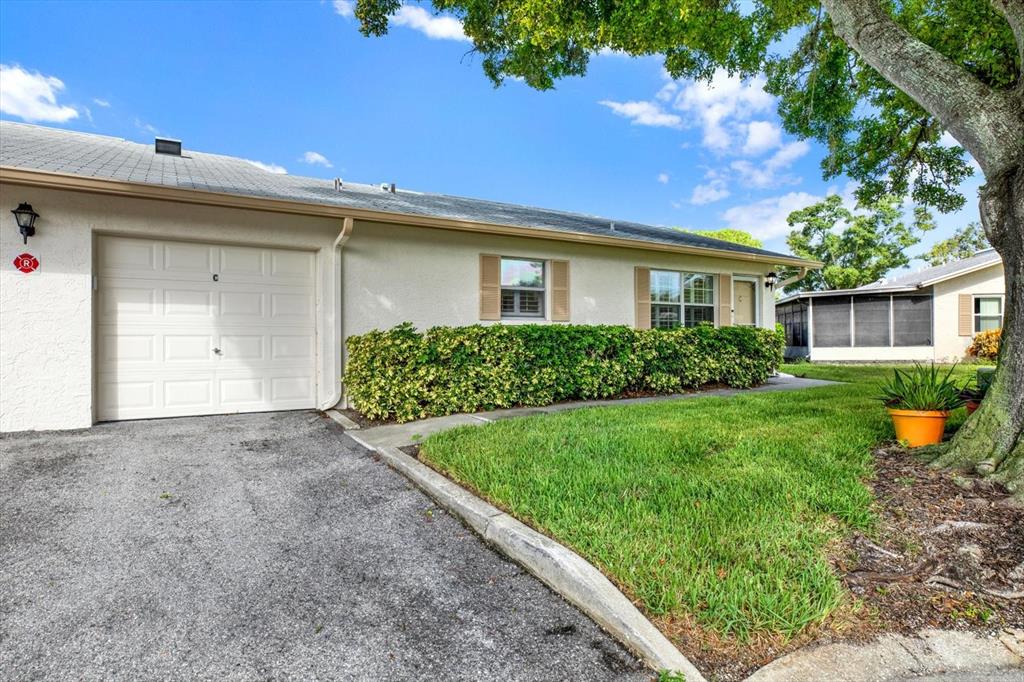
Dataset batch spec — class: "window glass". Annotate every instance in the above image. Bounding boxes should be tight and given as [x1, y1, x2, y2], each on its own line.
[685, 306, 715, 327]
[652, 304, 681, 329]
[973, 296, 1002, 333]
[650, 270, 714, 329]
[651, 271, 681, 303]
[501, 257, 545, 318]
[501, 259, 544, 288]
[683, 274, 714, 305]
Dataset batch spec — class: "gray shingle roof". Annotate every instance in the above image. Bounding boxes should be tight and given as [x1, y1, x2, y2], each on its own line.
[0, 121, 804, 263]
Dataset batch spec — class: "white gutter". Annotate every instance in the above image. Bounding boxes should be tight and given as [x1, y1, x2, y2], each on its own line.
[319, 217, 354, 411]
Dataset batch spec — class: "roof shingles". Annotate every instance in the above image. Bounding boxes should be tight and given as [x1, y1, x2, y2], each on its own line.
[1, 121, 801, 262]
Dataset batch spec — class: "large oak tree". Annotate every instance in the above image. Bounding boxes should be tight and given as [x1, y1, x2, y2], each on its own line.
[356, 0, 1024, 493]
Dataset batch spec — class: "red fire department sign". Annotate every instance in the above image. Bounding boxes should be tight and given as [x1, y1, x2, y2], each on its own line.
[13, 253, 39, 273]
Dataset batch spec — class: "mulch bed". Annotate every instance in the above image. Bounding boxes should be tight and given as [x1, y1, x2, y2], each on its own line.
[670, 445, 1024, 681]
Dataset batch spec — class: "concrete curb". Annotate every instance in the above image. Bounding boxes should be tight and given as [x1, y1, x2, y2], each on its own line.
[325, 409, 361, 430]
[743, 627, 1023, 682]
[359, 441, 706, 681]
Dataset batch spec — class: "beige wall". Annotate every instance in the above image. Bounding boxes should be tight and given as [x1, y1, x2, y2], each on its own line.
[0, 184, 344, 431]
[933, 263, 1005, 361]
[341, 220, 778, 339]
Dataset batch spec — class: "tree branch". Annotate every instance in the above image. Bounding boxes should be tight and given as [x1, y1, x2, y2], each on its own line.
[823, 0, 1024, 179]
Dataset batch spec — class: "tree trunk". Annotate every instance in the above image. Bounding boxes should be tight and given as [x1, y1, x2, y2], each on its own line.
[933, 162, 1024, 496]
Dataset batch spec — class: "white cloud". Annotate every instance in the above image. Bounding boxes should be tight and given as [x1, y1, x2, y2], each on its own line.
[391, 5, 468, 41]
[246, 159, 288, 174]
[672, 70, 774, 152]
[332, 0, 354, 17]
[742, 120, 781, 155]
[92, 97, 111, 108]
[657, 172, 670, 184]
[0, 64, 79, 123]
[722, 191, 822, 239]
[730, 140, 810, 188]
[690, 177, 731, 205]
[599, 100, 682, 129]
[300, 151, 333, 168]
[134, 118, 159, 135]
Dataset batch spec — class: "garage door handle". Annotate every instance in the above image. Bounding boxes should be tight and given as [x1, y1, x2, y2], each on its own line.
[213, 348, 222, 355]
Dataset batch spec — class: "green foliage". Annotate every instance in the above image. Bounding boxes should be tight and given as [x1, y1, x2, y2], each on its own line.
[353, 0, 1020, 217]
[785, 194, 933, 291]
[878, 363, 966, 411]
[679, 228, 764, 249]
[921, 222, 991, 266]
[345, 323, 785, 422]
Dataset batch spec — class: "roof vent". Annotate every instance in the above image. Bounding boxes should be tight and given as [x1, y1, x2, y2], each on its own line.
[154, 137, 182, 156]
[380, 182, 396, 193]
[334, 178, 343, 191]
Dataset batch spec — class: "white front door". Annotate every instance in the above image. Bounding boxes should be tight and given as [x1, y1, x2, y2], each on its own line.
[95, 235, 317, 421]
[733, 279, 758, 326]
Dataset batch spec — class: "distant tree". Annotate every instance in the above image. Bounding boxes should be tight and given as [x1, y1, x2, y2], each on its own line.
[680, 228, 764, 249]
[921, 222, 991, 266]
[786, 195, 934, 291]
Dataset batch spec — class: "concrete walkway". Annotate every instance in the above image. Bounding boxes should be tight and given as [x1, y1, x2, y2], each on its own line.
[351, 374, 837, 449]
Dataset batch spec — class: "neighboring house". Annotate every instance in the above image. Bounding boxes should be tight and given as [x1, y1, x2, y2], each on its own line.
[0, 122, 816, 432]
[776, 249, 1004, 363]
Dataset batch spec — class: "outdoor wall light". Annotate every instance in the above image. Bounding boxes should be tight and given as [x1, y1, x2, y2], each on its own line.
[764, 271, 779, 290]
[11, 203, 39, 244]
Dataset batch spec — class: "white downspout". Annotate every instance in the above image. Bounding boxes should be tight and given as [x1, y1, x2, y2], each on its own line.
[779, 266, 809, 290]
[319, 216, 354, 411]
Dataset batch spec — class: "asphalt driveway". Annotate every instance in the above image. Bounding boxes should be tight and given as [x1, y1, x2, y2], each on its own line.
[0, 411, 648, 681]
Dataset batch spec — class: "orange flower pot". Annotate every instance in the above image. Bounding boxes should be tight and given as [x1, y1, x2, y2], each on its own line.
[887, 409, 950, 447]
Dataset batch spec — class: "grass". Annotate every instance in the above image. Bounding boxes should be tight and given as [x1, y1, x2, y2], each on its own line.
[419, 363, 980, 642]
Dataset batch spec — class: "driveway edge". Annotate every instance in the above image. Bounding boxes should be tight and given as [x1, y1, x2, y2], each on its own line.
[353, 438, 706, 681]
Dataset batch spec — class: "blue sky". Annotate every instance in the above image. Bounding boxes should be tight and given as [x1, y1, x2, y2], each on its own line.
[0, 0, 982, 263]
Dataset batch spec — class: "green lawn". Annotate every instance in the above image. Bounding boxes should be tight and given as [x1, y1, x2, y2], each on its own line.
[419, 364, 980, 642]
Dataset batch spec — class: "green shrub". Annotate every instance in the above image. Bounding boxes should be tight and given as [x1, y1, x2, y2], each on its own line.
[345, 323, 786, 422]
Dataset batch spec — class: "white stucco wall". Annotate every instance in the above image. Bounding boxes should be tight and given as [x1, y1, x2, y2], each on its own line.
[0, 184, 344, 432]
[810, 345, 935, 363]
[342, 220, 778, 338]
[932, 263, 1005, 361]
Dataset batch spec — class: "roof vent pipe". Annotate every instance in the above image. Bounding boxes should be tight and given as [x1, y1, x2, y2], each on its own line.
[389, 182, 396, 193]
[610, 222, 616, 231]
[334, 178, 343, 191]
[154, 137, 182, 156]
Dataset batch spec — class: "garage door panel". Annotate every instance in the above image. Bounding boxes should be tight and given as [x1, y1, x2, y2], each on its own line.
[164, 242, 215, 276]
[96, 235, 317, 421]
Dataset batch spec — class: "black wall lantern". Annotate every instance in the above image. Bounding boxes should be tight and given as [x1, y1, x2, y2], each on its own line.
[764, 271, 779, 290]
[11, 203, 39, 244]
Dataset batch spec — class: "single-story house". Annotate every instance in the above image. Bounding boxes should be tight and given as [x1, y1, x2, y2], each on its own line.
[0, 121, 817, 432]
[775, 249, 1004, 363]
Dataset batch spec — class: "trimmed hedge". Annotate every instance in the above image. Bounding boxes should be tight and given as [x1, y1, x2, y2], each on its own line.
[345, 323, 785, 422]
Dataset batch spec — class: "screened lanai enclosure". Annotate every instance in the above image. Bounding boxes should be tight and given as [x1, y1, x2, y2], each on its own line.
[777, 290, 933, 360]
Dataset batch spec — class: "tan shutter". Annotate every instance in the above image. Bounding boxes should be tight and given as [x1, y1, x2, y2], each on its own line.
[635, 267, 651, 329]
[480, 254, 501, 320]
[718, 273, 732, 327]
[550, 260, 570, 322]
[958, 294, 973, 336]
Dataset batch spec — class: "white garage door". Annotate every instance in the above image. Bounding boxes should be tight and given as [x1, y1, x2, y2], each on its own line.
[96, 235, 317, 421]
